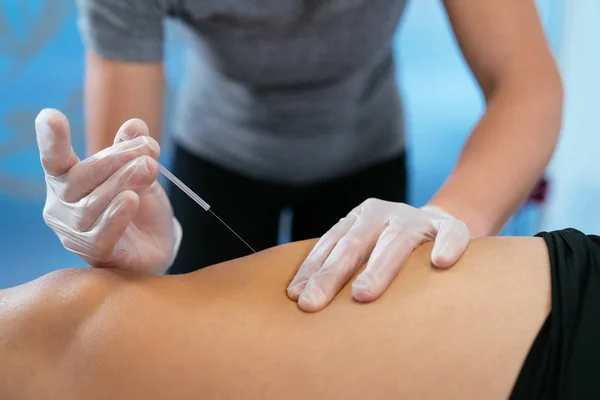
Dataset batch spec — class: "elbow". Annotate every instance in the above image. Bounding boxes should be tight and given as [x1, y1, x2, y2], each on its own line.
[537, 64, 564, 148]
[541, 60, 564, 120]
[522, 68, 564, 160]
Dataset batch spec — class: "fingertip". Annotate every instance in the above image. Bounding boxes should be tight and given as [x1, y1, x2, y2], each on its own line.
[351, 274, 381, 303]
[297, 281, 329, 313]
[124, 156, 160, 190]
[144, 136, 161, 159]
[115, 118, 150, 143]
[141, 155, 159, 177]
[297, 297, 323, 313]
[35, 108, 78, 176]
[286, 259, 318, 300]
[35, 108, 67, 127]
[430, 252, 458, 269]
[430, 242, 463, 268]
[286, 281, 307, 301]
[431, 221, 470, 268]
[35, 108, 70, 141]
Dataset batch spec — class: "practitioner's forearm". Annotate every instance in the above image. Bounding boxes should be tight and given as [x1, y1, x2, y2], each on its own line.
[84, 51, 165, 155]
[428, 77, 562, 237]
[435, 0, 564, 237]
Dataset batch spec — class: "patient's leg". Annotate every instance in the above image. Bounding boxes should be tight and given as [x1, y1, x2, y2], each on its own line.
[0, 236, 551, 400]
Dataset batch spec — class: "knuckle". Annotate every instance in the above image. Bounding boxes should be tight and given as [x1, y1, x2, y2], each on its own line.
[348, 206, 363, 217]
[363, 197, 383, 208]
[364, 197, 377, 205]
[332, 216, 356, 232]
[336, 235, 361, 252]
[337, 216, 352, 224]
[384, 222, 408, 236]
[352, 198, 378, 215]
[383, 225, 421, 248]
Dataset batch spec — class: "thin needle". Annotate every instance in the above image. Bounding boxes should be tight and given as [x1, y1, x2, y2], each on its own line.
[208, 209, 256, 253]
[158, 163, 256, 253]
[158, 163, 210, 211]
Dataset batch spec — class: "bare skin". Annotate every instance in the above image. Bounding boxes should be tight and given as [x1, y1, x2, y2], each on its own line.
[84, 52, 164, 155]
[0, 236, 550, 399]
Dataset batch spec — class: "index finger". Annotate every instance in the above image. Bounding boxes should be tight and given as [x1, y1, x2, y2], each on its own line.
[35, 109, 80, 177]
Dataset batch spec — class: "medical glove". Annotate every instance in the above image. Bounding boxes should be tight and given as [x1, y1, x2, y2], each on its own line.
[35, 109, 182, 274]
[287, 199, 471, 312]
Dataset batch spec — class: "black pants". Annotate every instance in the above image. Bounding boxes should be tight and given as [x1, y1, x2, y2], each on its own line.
[166, 144, 407, 274]
[510, 229, 600, 399]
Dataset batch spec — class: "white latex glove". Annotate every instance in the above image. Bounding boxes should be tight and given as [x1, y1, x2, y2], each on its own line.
[287, 198, 471, 312]
[35, 109, 182, 274]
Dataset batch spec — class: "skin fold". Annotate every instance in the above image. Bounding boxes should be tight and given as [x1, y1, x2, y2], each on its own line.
[0, 236, 550, 399]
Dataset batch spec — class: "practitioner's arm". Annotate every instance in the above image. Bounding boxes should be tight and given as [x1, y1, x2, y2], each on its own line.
[0, 237, 551, 400]
[77, 0, 166, 154]
[84, 51, 165, 155]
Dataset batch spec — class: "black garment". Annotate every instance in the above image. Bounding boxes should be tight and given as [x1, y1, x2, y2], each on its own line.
[166, 144, 407, 274]
[511, 229, 600, 399]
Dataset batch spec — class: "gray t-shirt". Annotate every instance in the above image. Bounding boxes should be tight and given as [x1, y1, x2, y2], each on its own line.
[76, 0, 408, 184]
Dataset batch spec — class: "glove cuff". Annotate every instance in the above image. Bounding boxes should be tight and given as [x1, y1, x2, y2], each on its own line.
[420, 205, 456, 219]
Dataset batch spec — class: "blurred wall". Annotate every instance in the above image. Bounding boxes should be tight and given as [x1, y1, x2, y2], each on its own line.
[0, 0, 562, 288]
[540, 1, 600, 233]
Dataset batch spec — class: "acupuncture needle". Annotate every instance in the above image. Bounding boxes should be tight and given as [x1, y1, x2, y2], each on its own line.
[158, 163, 256, 254]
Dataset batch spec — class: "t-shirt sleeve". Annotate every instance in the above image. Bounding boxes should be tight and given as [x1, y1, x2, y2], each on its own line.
[76, 0, 166, 62]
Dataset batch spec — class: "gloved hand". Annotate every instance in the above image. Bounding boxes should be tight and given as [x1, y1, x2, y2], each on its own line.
[287, 198, 471, 312]
[35, 109, 182, 274]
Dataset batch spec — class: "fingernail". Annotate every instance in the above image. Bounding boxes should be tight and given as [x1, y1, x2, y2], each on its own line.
[142, 156, 154, 173]
[143, 137, 160, 156]
[299, 281, 326, 308]
[353, 273, 373, 291]
[118, 127, 135, 141]
[352, 274, 375, 302]
[287, 281, 307, 297]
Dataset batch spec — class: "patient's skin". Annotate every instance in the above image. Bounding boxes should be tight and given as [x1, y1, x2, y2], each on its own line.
[0, 237, 550, 400]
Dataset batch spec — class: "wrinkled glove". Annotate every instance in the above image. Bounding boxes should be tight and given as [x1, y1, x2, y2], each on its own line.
[287, 198, 471, 312]
[35, 109, 182, 274]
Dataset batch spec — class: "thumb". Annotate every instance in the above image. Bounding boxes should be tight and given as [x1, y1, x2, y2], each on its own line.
[430, 218, 471, 268]
[35, 109, 80, 177]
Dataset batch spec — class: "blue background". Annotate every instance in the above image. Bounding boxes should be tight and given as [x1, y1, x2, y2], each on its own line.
[0, 0, 563, 288]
